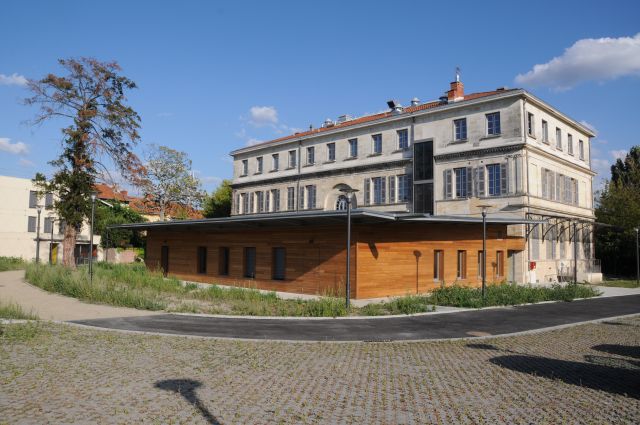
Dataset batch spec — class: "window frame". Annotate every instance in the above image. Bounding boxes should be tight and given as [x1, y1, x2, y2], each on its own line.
[256, 156, 263, 174]
[453, 118, 467, 141]
[372, 134, 382, 154]
[555, 127, 562, 150]
[327, 142, 336, 162]
[454, 167, 469, 198]
[567, 134, 574, 155]
[397, 129, 409, 150]
[434, 250, 444, 282]
[241, 159, 248, 176]
[27, 216, 37, 233]
[243, 247, 256, 279]
[527, 113, 535, 137]
[272, 247, 286, 280]
[486, 112, 501, 136]
[272, 153, 279, 171]
[288, 150, 297, 168]
[542, 120, 549, 144]
[218, 247, 230, 276]
[487, 164, 501, 197]
[348, 138, 358, 158]
[306, 146, 315, 165]
[457, 250, 467, 280]
[197, 246, 207, 275]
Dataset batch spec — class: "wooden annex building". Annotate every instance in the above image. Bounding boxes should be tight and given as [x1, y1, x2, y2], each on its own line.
[116, 211, 543, 299]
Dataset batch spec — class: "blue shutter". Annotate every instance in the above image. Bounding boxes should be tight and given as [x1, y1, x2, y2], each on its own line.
[364, 178, 370, 205]
[500, 163, 507, 195]
[389, 176, 396, 203]
[476, 167, 485, 197]
[444, 169, 452, 199]
[466, 167, 473, 198]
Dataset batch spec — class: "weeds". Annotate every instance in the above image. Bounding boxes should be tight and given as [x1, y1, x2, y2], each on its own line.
[0, 301, 38, 320]
[0, 256, 26, 272]
[426, 282, 600, 308]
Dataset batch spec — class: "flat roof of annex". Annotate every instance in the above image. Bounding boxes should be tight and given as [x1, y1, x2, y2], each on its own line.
[230, 87, 596, 157]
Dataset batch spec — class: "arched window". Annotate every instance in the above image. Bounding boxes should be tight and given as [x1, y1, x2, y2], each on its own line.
[336, 195, 348, 211]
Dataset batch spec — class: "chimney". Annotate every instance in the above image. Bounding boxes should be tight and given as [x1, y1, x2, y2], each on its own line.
[447, 67, 464, 102]
[410, 97, 420, 106]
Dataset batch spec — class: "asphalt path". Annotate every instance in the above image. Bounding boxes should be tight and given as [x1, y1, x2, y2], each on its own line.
[69, 295, 640, 342]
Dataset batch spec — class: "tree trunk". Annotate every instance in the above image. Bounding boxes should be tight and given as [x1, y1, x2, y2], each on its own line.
[62, 225, 77, 268]
[159, 199, 166, 221]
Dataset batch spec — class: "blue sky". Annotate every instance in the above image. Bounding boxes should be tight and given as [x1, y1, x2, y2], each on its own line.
[1, 0, 639, 193]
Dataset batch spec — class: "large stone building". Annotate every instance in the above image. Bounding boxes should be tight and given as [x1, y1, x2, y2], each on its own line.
[0, 175, 100, 263]
[229, 78, 599, 284]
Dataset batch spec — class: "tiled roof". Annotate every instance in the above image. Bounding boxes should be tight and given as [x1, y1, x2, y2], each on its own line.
[238, 89, 517, 151]
[95, 183, 130, 202]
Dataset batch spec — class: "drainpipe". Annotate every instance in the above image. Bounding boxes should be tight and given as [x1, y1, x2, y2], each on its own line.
[296, 140, 302, 212]
[522, 97, 533, 283]
[410, 117, 415, 213]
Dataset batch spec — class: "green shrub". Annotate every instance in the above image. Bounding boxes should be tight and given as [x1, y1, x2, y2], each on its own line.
[427, 282, 600, 308]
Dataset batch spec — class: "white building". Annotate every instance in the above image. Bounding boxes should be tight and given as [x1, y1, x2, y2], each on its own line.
[229, 78, 600, 284]
[0, 175, 101, 263]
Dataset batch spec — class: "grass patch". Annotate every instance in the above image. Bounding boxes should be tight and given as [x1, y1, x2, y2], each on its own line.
[23, 263, 433, 317]
[596, 280, 640, 288]
[0, 301, 38, 320]
[0, 256, 26, 272]
[426, 282, 600, 308]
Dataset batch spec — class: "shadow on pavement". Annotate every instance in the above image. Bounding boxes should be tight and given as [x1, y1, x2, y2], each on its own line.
[489, 355, 640, 398]
[155, 379, 221, 424]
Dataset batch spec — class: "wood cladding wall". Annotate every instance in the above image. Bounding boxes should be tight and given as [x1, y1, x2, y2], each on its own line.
[145, 226, 356, 297]
[356, 222, 525, 298]
[145, 222, 525, 299]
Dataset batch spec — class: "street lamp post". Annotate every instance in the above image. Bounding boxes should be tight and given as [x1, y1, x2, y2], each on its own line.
[636, 227, 640, 286]
[35, 205, 43, 263]
[339, 186, 359, 309]
[49, 214, 55, 265]
[89, 193, 96, 284]
[477, 204, 493, 303]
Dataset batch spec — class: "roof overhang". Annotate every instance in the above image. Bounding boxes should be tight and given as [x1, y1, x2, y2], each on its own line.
[108, 210, 547, 231]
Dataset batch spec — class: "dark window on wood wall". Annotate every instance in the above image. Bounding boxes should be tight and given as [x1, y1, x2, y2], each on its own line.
[434, 250, 444, 282]
[218, 247, 230, 276]
[197, 247, 207, 274]
[272, 247, 286, 280]
[244, 247, 256, 278]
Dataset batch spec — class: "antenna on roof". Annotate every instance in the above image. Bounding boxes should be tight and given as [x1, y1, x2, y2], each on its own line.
[455, 66, 461, 83]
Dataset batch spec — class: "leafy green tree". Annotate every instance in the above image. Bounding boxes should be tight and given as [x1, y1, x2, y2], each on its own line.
[94, 201, 146, 248]
[141, 145, 205, 221]
[203, 179, 232, 218]
[27, 58, 144, 267]
[595, 146, 640, 276]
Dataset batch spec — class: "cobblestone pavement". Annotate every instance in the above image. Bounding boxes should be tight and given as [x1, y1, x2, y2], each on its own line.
[1, 318, 639, 424]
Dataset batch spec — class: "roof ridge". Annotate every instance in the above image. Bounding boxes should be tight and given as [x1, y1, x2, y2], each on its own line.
[235, 88, 518, 152]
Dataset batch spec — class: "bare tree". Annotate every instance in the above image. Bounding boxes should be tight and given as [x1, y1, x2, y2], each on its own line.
[142, 145, 204, 221]
[26, 58, 144, 267]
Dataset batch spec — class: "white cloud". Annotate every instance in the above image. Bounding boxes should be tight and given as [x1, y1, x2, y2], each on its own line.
[249, 106, 278, 126]
[18, 158, 35, 168]
[0, 73, 27, 86]
[610, 149, 627, 161]
[515, 33, 640, 90]
[246, 138, 262, 146]
[0, 138, 29, 155]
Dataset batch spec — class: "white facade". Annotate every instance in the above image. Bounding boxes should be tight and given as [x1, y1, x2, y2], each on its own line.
[0, 175, 101, 263]
[229, 81, 599, 283]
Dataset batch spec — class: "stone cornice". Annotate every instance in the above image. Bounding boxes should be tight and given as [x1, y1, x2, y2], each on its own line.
[231, 158, 411, 189]
[434, 144, 524, 161]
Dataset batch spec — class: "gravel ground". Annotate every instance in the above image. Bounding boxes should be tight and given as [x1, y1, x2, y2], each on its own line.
[1, 317, 639, 424]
